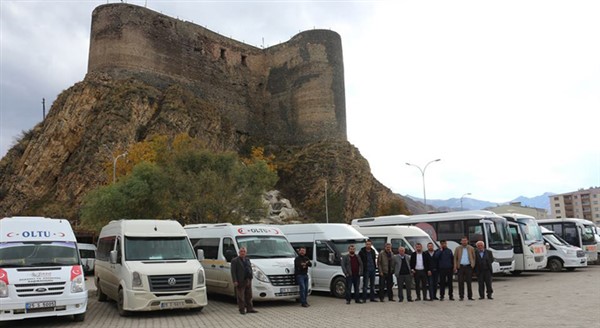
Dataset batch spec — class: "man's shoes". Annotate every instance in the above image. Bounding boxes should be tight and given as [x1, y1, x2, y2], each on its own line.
[488, 296, 493, 300]
[398, 299, 403, 302]
[449, 297, 455, 301]
[433, 297, 439, 300]
[468, 298, 475, 301]
[459, 298, 464, 301]
[415, 297, 421, 301]
[379, 298, 385, 302]
[239, 310, 246, 315]
[301, 303, 309, 307]
[478, 297, 485, 300]
[355, 300, 363, 304]
[429, 299, 434, 302]
[440, 297, 444, 301]
[389, 298, 395, 302]
[247, 309, 258, 313]
[407, 299, 414, 302]
[370, 299, 378, 302]
[346, 300, 351, 304]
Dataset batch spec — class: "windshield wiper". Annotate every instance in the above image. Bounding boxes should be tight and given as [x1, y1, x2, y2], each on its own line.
[28, 262, 63, 267]
[0, 264, 26, 268]
[270, 255, 294, 258]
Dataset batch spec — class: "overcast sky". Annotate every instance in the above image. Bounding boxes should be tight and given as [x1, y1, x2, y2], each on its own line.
[1, 0, 599, 203]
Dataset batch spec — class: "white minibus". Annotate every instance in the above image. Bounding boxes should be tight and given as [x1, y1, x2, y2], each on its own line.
[184, 224, 302, 301]
[352, 210, 515, 273]
[501, 213, 547, 274]
[77, 243, 97, 274]
[277, 223, 369, 298]
[353, 225, 437, 254]
[541, 227, 587, 271]
[538, 218, 598, 263]
[95, 220, 207, 316]
[0, 217, 87, 322]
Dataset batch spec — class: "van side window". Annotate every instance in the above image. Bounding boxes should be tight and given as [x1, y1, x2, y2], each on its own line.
[97, 236, 116, 261]
[222, 238, 236, 262]
[316, 241, 333, 264]
[191, 238, 219, 260]
[390, 238, 411, 254]
[369, 237, 387, 252]
[291, 242, 314, 260]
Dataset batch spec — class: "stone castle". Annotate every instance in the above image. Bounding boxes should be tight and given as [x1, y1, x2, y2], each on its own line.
[88, 3, 346, 145]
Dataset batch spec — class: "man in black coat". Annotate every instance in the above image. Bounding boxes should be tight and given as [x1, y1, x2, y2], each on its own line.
[358, 240, 378, 302]
[231, 247, 258, 314]
[474, 241, 495, 300]
[409, 243, 432, 301]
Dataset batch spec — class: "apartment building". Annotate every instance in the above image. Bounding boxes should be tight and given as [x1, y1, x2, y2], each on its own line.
[549, 187, 600, 225]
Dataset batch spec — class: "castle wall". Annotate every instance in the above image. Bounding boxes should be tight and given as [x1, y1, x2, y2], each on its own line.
[87, 3, 346, 144]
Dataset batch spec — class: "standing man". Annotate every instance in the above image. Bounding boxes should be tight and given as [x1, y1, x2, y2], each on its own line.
[377, 243, 395, 302]
[294, 247, 312, 307]
[453, 236, 476, 301]
[230, 247, 258, 314]
[410, 243, 432, 301]
[427, 242, 440, 301]
[437, 240, 455, 301]
[393, 246, 413, 302]
[359, 240, 378, 302]
[474, 241, 494, 300]
[341, 244, 363, 304]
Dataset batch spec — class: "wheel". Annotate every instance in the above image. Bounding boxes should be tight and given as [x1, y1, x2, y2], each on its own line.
[565, 267, 576, 272]
[547, 258, 563, 272]
[96, 280, 108, 302]
[117, 288, 130, 317]
[72, 312, 86, 322]
[331, 276, 347, 299]
[510, 270, 522, 276]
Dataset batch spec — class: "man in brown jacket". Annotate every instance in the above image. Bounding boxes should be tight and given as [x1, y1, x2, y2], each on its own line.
[377, 243, 395, 301]
[453, 236, 475, 301]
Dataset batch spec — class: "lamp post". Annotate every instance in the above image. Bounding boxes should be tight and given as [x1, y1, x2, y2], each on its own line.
[112, 152, 128, 183]
[406, 159, 441, 209]
[460, 193, 472, 211]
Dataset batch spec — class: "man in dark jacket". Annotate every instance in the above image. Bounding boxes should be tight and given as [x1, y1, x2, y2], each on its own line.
[377, 243, 395, 302]
[474, 241, 495, 300]
[230, 247, 258, 314]
[294, 247, 312, 307]
[427, 242, 440, 301]
[358, 240, 378, 302]
[341, 244, 363, 304]
[409, 243, 432, 301]
[437, 240, 455, 301]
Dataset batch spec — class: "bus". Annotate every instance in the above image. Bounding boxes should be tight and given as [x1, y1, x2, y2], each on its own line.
[537, 218, 598, 264]
[500, 213, 547, 275]
[352, 210, 515, 273]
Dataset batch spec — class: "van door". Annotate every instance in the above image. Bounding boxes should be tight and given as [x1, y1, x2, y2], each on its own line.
[191, 238, 222, 292]
[219, 237, 237, 296]
[105, 237, 122, 299]
[313, 240, 338, 292]
[509, 225, 524, 271]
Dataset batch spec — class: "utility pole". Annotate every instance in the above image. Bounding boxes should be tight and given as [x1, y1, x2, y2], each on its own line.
[325, 179, 329, 224]
[42, 98, 46, 120]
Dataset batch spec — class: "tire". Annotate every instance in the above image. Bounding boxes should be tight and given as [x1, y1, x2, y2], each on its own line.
[96, 280, 108, 302]
[510, 270, 522, 276]
[331, 276, 347, 299]
[547, 258, 563, 272]
[565, 267, 575, 272]
[117, 288, 130, 317]
[72, 312, 86, 322]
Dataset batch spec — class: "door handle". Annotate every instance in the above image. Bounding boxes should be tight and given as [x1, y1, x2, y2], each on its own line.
[211, 264, 216, 268]
[219, 265, 225, 268]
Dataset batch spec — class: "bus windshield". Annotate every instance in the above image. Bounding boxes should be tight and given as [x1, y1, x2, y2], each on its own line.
[236, 236, 296, 259]
[125, 237, 195, 261]
[331, 240, 367, 256]
[582, 225, 596, 245]
[0, 241, 79, 267]
[486, 218, 513, 250]
[516, 217, 543, 244]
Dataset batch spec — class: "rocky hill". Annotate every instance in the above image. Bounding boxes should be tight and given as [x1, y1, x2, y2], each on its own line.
[0, 73, 409, 223]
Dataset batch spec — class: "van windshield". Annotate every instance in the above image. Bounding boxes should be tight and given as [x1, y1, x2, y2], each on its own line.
[516, 217, 544, 244]
[0, 241, 79, 267]
[582, 225, 596, 245]
[405, 237, 438, 250]
[236, 236, 296, 258]
[331, 240, 367, 256]
[125, 237, 195, 261]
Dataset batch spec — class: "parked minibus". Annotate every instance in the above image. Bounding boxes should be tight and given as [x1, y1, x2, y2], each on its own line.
[95, 220, 207, 316]
[501, 213, 547, 274]
[538, 218, 598, 263]
[352, 225, 437, 254]
[0, 216, 87, 322]
[184, 224, 303, 301]
[541, 227, 587, 271]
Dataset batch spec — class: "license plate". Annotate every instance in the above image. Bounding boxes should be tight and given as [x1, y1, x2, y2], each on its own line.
[160, 301, 185, 309]
[26, 301, 56, 309]
[280, 287, 299, 293]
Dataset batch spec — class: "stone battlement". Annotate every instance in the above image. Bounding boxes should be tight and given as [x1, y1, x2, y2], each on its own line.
[88, 3, 346, 144]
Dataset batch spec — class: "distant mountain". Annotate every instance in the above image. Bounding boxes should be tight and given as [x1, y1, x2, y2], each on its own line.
[406, 192, 555, 212]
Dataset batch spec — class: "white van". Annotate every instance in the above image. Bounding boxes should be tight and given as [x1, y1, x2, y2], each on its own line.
[277, 223, 369, 298]
[184, 223, 302, 301]
[95, 220, 207, 316]
[0, 216, 87, 322]
[541, 227, 587, 272]
[77, 243, 97, 274]
[353, 225, 437, 254]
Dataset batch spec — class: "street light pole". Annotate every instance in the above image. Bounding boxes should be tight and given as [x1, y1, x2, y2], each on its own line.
[406, 159, 441, 209]
[113, 152, 128, 183]
[460, 192, 472, 211]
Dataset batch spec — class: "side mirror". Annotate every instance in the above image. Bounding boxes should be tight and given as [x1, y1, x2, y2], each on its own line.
[197, 249, 205, 261]
[109, 250, 118, 264]
[328, 252, 335, 264]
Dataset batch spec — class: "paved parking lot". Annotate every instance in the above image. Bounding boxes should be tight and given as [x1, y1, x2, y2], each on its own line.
[3, 265, 599, 328]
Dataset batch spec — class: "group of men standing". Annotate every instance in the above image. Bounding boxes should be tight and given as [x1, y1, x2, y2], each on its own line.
[341, 237, 495, 304]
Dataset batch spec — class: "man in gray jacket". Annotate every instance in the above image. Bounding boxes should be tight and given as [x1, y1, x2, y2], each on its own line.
[393, 247, 413, 302]
[230, 247, 258, 314]
[341, 244, 363, 304]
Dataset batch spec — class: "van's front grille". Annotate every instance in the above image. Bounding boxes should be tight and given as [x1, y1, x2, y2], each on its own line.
[268, 274, 296, 286]
[14, 281, 66, 297]
[148, 274, 193, 292]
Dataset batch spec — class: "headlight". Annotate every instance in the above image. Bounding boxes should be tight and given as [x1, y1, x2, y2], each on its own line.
[197, 269, 205, 286]
[70, 275, 84, 293]
[132, 271, 143, 288]
[0, 281, 8, 298]
[252, 264, 269, 283]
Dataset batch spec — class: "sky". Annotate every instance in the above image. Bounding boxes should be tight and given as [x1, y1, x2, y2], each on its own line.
[1, 0, 599, 203]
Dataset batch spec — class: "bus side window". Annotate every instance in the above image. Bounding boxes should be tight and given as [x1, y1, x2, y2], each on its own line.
[563, 224, 578, 246]
[466, 222, 483, 246]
